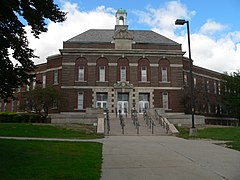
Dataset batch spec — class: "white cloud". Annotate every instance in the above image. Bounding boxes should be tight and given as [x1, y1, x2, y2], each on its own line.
[136, 1, 240, 73]
[135, 1, 196, 38]
[26, 2, 116, 64]
[199, 19, 227, 35]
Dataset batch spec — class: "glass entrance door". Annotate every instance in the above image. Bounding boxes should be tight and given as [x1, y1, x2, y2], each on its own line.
[96, 93, 108, 110]
[117, 101, 128, 115]
[117, 93, 129, 115]
[139, 93, 150, 113]
[139, 101, 149, 113]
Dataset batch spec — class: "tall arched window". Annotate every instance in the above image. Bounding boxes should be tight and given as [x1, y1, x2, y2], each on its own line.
[117, 58, 129, 82]
[75, 58, 87, 82]
[138, 58, 150, 82]
[159, 58, 170, 82]
[96, 58, 109, 82]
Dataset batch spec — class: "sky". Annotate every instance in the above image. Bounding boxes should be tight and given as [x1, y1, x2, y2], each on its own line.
[25, 0, 240, 73]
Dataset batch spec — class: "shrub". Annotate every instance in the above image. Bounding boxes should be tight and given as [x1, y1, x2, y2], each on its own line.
[0, 112, 43, 123]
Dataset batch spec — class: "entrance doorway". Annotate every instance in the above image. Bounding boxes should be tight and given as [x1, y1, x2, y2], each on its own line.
[96, 93, 108, 110]
[139, 93, 150, 113]
[117, 93, 129, 115]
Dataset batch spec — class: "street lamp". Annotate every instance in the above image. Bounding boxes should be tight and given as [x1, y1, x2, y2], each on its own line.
[175, 19, 195, 130]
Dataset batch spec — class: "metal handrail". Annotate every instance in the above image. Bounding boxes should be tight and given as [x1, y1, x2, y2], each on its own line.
[132, 109, 140, 134]
[155, 109, 169, 134]
[119, 114, 125, 134]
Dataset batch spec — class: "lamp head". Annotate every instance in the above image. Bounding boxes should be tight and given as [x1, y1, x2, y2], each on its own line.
[175, 19, 187, 25]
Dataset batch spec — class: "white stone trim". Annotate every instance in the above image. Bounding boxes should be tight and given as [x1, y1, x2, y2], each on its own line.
[170, 64, 183, 67]
[35, 66, 62, 74]
[184, 70, 222, 81]
[87, 63, 97, 66]
[62, 62, 75, 66]
[109, 63, 117, 66]
[150, 64, 158, 67]
[61, 86, 182, 90]
[129, 63, 138, 67]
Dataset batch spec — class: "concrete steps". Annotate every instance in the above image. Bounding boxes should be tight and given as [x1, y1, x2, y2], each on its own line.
[106, 114, 168, 136]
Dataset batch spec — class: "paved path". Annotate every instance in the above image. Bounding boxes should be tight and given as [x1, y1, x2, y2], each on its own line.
[101, 136, 240, 180]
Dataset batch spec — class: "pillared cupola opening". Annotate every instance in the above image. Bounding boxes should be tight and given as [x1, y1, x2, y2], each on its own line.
[116, 8, 127, 25]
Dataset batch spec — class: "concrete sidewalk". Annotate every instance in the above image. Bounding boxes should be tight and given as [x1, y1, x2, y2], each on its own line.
[101, 136, 240, 180]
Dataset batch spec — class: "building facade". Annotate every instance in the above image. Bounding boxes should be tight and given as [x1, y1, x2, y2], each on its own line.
[0, 9, 224, 118]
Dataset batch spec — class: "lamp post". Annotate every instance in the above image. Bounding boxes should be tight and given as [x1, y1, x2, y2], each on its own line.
[175, 19, 196, 131]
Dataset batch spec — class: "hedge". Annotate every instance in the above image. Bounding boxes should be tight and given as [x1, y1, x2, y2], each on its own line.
[0, 112, 44, 123]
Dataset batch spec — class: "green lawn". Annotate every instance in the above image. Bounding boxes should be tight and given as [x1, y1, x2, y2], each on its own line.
[0, 139, 102, 180]
[0, 123, 104, 139]
[177, 126, 240, 151]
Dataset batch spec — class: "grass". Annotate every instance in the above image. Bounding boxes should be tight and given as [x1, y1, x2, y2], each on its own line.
[0, 139, 102, 180]
[176, 126, 240, 151]
[0, 123, 104, 139]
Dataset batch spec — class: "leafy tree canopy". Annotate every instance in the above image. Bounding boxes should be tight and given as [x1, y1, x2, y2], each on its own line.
[222, 70, 240, 119]
[0, 0, 66, 100]
[22, 85, 64, 118]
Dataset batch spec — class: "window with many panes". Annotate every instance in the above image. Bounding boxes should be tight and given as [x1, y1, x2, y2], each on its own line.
[78, 66, 84, 81]
[218, 81, 221, 95]
[214, 81, 217, 94]
[42, 73, 46, 88]
[120, 66, 126, 81]
[162, 67, 168, 82]
[78, 92, 83, 110]
[99, 66, 105, 82]
[141, 66, 147, 82]
[54, 70, 58, 84]
[162, 92, 168, 109]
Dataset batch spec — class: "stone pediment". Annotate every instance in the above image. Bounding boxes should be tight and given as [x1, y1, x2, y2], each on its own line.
[113, 81, 134, 89]
[113, 29, 133, 40]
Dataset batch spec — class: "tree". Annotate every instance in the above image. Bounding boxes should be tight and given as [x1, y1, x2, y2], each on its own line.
[222, 71, 240, 120]
[22, 86, 64, 118]
[0, 0, 66, 100]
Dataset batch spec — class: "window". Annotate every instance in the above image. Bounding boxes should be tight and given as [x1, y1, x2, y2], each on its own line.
[141, 66, 147, 82]
[208, 103, 211, 113]
[17, 100, 20, 112]
[4, 102, 7, 112]
[78, 66, 84, 81]
[162, 67, 168, 82]
[99, 66, 105, 82]
[120, 66, 126, 81]
[218, 81, 221, 95]
[162, 92, 168, 109]
[193, 76, 196, 88]
[77, 92, 83, 110]
[54, 70, 58, 84]
[214, 81, 217, 94]
[26, 79, 30, 91]
[32, 77, 36, 90]
[206, 80, 210, 93]
[96, 93, 108, 109]
[18, 86, 21, 92]
[42, 73, 46, 88]
[11, 100, 14, 112]
[184, 73, 187, 85]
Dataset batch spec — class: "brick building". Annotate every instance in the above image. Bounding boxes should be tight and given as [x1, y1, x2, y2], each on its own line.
[0, 9, 224, 119]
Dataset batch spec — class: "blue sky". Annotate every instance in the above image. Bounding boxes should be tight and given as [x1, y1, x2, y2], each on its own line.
[57, 0, 240, 31]
[27, 0, 240, 73]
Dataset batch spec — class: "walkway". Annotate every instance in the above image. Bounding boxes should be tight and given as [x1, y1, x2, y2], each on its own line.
[101, 136, 240, 180]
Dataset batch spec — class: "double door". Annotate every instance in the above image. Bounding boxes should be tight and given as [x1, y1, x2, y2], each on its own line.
[117, 93, 129, 115]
